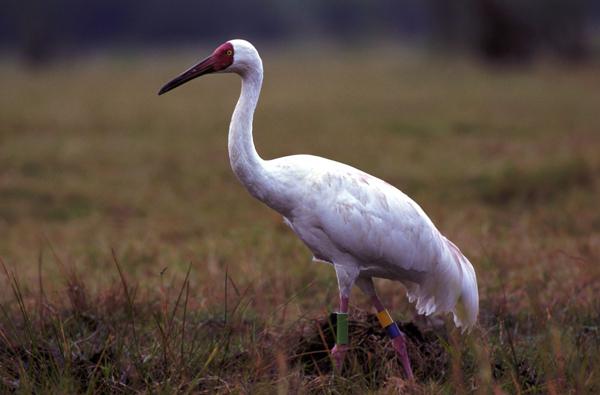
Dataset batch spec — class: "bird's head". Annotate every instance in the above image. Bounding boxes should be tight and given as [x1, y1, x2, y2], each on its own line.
[158, 39, 261, 95]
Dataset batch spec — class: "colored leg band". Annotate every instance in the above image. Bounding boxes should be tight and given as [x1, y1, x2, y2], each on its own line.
[377, 309, 401, 339]
[385, 322, 402, 339]
[376, 309, 394, 328]
[336, 312, 349, 345]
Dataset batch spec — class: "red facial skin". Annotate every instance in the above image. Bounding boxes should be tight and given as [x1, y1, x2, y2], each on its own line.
[212, 42, 234, 71]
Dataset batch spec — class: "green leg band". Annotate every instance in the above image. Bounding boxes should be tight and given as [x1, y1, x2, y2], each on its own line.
[336, 312, 349, 345]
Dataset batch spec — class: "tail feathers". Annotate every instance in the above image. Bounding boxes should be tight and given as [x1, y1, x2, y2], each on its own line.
[406, 237, 479, 332]
[451, 255, 479, 331]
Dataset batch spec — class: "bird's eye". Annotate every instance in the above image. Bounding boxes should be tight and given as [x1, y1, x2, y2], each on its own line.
[226, 50, 233, 56]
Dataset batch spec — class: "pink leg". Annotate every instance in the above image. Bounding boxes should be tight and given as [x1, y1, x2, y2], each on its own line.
[331, 265, 359, 372]
[371, 296, 414, 380]
[392, 332, 413, 380]
[331, 294, 349, 370]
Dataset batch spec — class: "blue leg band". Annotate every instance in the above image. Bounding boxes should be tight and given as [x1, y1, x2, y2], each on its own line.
[385, 322, 401, 339]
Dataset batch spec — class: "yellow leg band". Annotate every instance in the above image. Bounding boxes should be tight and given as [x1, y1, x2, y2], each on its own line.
[376, 309, 394, 328]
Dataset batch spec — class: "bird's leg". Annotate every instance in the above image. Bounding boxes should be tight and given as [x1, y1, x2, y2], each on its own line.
[331, 293, 349, 370]
[331, 265, 358, 372]
[371, 295, 414, 380]
[356, 277, 414, 380]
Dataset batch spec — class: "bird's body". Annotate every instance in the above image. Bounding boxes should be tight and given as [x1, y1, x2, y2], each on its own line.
[159, 39, 479, 378]
[251, 153, 477, 329]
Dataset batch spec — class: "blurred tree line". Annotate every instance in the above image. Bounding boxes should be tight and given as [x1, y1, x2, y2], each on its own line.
[430, 0, 595, 61]
[1, 0, 598, 64]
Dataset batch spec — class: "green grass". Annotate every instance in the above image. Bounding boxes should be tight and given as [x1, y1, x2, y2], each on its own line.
[0, 47, 599, 393]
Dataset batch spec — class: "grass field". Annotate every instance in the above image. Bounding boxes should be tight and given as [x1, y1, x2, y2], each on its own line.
[0, 47, 599, 393]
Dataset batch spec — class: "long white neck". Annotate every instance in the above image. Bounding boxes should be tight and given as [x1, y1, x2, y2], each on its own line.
[228, 65, 270, 202]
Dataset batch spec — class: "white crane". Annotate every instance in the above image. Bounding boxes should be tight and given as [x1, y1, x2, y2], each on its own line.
[158, 39, 479, 379]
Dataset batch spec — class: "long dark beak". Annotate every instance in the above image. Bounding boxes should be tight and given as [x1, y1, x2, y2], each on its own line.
[158, 55, 216, 95]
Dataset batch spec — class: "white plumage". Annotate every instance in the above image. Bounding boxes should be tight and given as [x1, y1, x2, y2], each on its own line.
[269, 154, 478, 329]
[159, 39, 479, 377]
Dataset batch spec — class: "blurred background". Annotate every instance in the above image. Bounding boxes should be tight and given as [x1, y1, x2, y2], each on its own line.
[2, 0, 600, 65]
